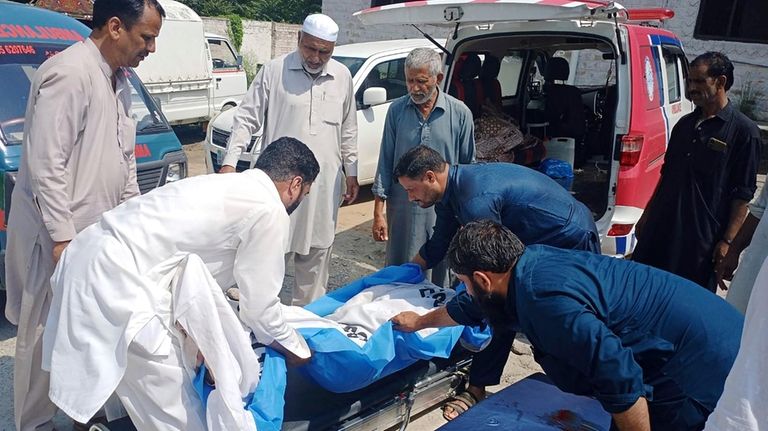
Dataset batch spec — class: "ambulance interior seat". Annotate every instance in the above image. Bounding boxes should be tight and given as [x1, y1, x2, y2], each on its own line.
[448, 53, 484, 118]
[544, 57, 586, 140]
[479, 54, 503, 110]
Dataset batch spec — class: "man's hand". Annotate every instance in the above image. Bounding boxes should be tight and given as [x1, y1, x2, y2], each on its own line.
[611, 397, 650, 431]
[713, 240, 735, 290]
[344, 176, 359, 204]
[391, 311, 424, 332]
[218, 165, 236, 174]
[269, 340, 312, 367]
[52, 240, 70, 264]
[372, 214, 388, 241]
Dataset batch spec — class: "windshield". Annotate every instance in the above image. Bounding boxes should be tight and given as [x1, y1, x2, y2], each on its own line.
[333, 55, 368, 78]
[0, 42, 169, 145]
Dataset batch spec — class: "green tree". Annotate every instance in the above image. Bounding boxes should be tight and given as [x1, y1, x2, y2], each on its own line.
[178, 0, 321, 24]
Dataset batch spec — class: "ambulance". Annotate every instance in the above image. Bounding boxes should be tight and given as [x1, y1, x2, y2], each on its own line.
[0, 1, 187, 288]
[357, 0, 694, 257]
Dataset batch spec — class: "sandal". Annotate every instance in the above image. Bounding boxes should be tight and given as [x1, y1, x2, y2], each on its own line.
[442, 391, 479, 421]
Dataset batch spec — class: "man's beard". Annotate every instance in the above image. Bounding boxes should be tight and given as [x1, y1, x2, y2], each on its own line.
[409, 86, 436, 105]
[286, 199, 302, 215]
[302, 61, 323, 74]
[469, 280, 509, 329]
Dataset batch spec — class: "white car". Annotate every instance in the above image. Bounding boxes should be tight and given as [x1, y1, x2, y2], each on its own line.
[204, 38, 443, 185]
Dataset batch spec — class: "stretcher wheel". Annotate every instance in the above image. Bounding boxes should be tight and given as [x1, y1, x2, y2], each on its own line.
[88, 424, 110, 431]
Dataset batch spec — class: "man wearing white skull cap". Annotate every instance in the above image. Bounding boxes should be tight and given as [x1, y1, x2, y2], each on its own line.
[220, 13, 358, 306]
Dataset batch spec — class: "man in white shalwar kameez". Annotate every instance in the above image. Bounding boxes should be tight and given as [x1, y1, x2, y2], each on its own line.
[704, 254, 768, 431]
[4, 1, 164, 429]
[43, 137, 319, 431]
[220, 13, 358, 306]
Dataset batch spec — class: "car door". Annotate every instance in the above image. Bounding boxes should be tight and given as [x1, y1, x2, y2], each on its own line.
[207, 37, 248, 111]
[355, 55, 410, 185]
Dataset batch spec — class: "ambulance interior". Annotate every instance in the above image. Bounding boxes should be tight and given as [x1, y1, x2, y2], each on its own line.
[447, 35, 618, 220]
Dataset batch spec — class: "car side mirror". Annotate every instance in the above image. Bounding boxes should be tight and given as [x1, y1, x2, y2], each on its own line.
[236, 55, 243, 67]
[363, 87, 387, 107]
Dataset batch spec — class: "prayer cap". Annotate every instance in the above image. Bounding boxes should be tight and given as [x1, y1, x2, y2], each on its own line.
[302, 14, 339, 42]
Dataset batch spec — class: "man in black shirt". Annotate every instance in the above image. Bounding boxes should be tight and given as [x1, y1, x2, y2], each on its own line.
[633, 51, 762, 292]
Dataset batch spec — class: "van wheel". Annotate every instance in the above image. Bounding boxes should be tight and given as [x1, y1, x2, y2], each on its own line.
[221, 103, 236, 112]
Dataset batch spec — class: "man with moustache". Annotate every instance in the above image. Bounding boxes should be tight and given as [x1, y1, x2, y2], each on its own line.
[372, 48, 475, 288]
[393, 220, 743, 430]
[633, 51, 761, 292]
[220, 14, 358, 307]
[391, 145, 599, 420]
[4, 1, 164, 429]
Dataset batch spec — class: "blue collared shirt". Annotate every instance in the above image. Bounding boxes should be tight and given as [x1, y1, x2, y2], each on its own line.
[463, 246, 743, 418]
[420, 163, 599, 268]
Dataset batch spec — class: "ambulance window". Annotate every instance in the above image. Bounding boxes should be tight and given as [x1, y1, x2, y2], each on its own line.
[208, 39, 239, 69]
[662, 49, 682, 103]
[356, 57, 407, 109]
[498, 52, 524, 97]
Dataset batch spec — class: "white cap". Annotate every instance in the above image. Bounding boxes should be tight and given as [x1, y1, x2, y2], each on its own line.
[302, 14, 339, 42]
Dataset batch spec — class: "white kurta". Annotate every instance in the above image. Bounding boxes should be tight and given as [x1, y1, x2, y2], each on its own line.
[726, 185, 768, 313]
[223, 51, 357, 254]
[42, 170, 309, 423]
[704, 255, 768, 431]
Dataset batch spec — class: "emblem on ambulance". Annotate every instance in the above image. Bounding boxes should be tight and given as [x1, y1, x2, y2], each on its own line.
[644, 56, 655, 102]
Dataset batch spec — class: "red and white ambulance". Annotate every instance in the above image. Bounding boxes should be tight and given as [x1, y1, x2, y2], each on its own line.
[357, 0, 694, 256]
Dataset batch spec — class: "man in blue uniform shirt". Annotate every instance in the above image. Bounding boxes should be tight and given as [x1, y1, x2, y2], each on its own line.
[392, 145, 600, 419]
[392, 220, 742, 430]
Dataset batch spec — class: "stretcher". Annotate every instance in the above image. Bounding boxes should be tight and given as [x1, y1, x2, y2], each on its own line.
[87, 265, 488, 431]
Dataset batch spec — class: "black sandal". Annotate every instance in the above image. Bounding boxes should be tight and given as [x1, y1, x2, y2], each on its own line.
[442, 391, 479, 421]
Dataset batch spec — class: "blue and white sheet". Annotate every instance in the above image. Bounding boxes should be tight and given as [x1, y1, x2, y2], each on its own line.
[196, 264, 490, 430]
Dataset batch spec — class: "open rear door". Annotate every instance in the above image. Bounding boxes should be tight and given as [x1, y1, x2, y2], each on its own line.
[355, 0, 626, 26]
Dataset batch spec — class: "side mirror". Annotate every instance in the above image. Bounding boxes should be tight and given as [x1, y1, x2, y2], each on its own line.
[363, 87, 387, 107]
[236, 55, 243, 67]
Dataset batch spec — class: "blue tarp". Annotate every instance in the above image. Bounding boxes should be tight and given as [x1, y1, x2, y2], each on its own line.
[196, 264, 490, 430]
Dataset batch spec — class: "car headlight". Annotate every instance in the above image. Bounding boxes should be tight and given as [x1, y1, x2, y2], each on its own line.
[166, 162, 186, 183]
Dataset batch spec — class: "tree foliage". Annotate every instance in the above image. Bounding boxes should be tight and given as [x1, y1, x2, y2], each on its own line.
[178, 0, 321, 24]
[227, 14, 243, 51]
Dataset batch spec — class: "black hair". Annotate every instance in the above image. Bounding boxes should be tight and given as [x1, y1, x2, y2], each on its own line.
[691, 51, 735, 91]
[393, 145, 447, 180]
[254, 137, 320, 184]
[447, 220, 525, 276]
[93, 0, 166, 29]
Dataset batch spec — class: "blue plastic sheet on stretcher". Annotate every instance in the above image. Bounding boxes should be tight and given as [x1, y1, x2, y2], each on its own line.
[194, 264, 490, 430]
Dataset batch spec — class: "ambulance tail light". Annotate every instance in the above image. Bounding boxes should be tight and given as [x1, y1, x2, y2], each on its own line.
[620, 135, 643, 167]
[608, 223, 634, 237]
[626, 8, 675, 22]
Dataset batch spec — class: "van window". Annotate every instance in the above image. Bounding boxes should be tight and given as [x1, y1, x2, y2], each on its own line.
[498, 52, 524, 97]
[356, 57, 407, 109]
[661, 49, 681, 103]
[208, 39, 239, 69]
[126, 72, 171, 134]
[0, 43, 67, 145]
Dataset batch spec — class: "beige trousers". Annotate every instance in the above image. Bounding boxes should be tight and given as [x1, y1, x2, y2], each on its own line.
[281, 247, 332, 306]
[13, 243, 57, 431]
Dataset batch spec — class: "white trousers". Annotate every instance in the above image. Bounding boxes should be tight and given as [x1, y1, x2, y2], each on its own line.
[282, 247, 332, 306]
[116, 331, 207, 431]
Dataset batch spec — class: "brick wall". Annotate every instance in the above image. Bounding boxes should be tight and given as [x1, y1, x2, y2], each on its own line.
[201, 18, 301, 66]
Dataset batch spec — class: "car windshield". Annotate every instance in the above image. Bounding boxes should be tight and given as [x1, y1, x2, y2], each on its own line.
[0, 42, 169, 145]
[333, 55, 368, 78]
